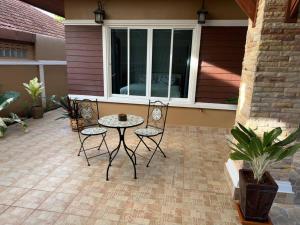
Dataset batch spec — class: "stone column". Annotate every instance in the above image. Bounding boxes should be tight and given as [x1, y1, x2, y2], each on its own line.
[233, 0, 300, 203]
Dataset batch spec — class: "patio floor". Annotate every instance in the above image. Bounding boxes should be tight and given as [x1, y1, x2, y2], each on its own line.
[0, 109, 298, 225]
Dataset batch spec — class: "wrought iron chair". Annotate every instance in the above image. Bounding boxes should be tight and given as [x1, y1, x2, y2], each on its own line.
[133, 100, 169, 167]
[73, 99, 110, 166]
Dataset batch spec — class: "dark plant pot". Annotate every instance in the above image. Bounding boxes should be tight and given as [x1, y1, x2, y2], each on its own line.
[239, 169, 278, 222]
[70, 118, 84, 131]
[32, 105, 43, 119]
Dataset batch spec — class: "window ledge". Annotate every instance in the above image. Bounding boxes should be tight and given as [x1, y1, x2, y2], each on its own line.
[69, 94, 237, 111]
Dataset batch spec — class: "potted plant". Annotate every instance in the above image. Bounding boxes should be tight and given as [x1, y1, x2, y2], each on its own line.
[23, 77, 44, 119]
[50, 95, 83, 131]
[0, 91, 27, 137]
[228, 123, 300, 222]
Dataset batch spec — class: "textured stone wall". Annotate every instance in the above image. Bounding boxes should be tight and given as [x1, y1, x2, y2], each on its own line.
[235, 0, 300, 203]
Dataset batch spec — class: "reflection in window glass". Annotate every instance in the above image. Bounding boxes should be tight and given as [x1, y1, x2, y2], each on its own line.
[111, 29, 128, 94]
[129, 29, 147, 96]
[11, 49, 17, 57]
[4, 48, 11, 57]
[171, 30, 193, 98]
[151, 29, 171, 97]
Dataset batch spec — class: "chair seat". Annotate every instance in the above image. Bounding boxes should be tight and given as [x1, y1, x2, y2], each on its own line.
[135, 127, 163, 137]
[81, 127, 107, 136]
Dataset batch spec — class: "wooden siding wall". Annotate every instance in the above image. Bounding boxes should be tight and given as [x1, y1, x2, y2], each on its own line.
[65, 25, 104, 96]
[196, 26, 247, 103]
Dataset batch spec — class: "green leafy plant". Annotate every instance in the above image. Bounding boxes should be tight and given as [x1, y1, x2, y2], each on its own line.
[50, 95, 79, 120]
[0, 91, 27, 137]
[23, 77, 44, 106]
[228, 123, 300, 183]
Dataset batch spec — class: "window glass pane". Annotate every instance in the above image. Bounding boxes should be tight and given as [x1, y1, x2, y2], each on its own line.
[0, 48, 4, 57]
[171, 30, 193, 98]
[4, 48, 10, 57]
[111, 29, 128, 94]
[151, 29, 171, 97]
[22, 49, 27, 58]
[11, 48, 17, 57]
[129, 29, 147, 96]
[16, 49, 22, 58]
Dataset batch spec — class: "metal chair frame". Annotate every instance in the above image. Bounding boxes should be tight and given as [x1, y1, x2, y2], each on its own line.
[133, 100, 169, 167]
[74, 99, 110, 166]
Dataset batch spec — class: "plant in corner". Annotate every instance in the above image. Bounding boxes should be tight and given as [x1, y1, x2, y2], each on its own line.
[23, 77, 44, 119]
[228, 123, 300, 222]
[0, 91, 27, 137]
[50, 95, 83, 131]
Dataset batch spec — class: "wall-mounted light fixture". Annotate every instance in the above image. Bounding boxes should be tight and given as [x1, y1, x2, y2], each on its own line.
[94, 1, 105, 24]
[197, 0, 208, 24]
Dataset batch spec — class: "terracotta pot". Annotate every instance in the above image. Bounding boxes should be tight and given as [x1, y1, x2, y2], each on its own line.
[239, 169, 278, 222]
[31, 105, 43, 119]
[70, 118, 84, 131]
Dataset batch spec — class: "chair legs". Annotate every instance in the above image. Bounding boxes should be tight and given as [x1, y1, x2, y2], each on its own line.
[78, 133, 110, 166]
[148, 137, 166, 158]
[103, 135, 111, 162]
[135, 135, 166, 167]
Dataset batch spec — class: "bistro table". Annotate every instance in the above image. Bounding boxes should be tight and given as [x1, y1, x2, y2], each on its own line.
[98, 114, 144, 180]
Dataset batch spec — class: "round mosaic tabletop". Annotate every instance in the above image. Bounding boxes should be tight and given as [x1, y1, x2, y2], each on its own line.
[98, 114, 144, 129]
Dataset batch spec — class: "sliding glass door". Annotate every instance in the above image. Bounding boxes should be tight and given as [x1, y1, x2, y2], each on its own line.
[171, 30, 193, 98]
[111, 29, 127, 95]
[111, 29, 147, 96]
[129, 29, 147, 96]
[110, 27, 193, 99]
[151, 29, 171, 98]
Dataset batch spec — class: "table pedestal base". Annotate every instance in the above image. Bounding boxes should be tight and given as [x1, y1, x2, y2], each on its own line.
[106, 127, 137, 181]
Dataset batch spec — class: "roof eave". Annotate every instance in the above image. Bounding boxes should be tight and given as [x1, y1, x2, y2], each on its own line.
[19, 0, 65, 17]
[0, 28, 36, 43]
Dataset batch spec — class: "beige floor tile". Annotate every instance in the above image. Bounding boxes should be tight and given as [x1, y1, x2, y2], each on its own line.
[13, 190, 51, 209]
[34, 176, 66, 192]
[13, 174, 45, 189]
[49, 167, 75, 178]
[0, 204, 9, 214]
[39, 192, 76, 213]
[0, 206, 33, 225]
[0, 171, 25, 187]
[86, 217, 119, 225]
[0, 186, 29, 205]
[54, 214, 89, 225]
[56, 178, 87, 194]
[22, 210, 61, 225]
[65, 193, 101, 217]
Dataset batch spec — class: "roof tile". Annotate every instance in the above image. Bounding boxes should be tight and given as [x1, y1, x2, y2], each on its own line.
[0, 0, 64, 39]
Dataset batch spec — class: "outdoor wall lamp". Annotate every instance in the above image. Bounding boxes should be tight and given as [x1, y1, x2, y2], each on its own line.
[197, 0, 208, 24]
[94, 1, 105, 24]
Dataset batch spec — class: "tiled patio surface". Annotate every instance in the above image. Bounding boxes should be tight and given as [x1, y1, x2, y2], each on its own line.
[0, 109, 299, 225]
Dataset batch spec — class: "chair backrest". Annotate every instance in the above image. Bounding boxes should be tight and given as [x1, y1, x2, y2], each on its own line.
[73, 99, 100, 128]
[146, 100, 169, 131]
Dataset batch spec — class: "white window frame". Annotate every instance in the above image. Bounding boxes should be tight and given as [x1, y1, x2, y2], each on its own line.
[103, 20, 200, 105]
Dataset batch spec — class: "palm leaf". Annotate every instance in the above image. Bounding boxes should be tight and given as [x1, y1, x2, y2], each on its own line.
[276, 144, 300, 161]
[230, 151, 252, 161]
[275, 128, 300, 147]
[263, 127, 282, 147]
[0, 91, 20, 111]
[249, 136, 263, 156]
[238, 123, 256, 138]
[266, 145, 283, 160]
[231, 127, 250, 147]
